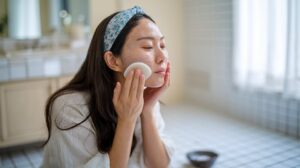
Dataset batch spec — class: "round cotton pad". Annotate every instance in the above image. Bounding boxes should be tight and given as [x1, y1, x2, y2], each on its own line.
[123, 62, 152, 80]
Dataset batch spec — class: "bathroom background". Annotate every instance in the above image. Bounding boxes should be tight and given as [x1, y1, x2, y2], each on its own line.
[0, 0, 299, 168]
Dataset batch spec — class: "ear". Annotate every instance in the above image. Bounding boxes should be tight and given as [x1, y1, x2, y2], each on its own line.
[103, 51, 123, 72]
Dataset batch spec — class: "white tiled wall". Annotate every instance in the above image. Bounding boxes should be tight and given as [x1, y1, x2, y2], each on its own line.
[184, 0, 300, 139]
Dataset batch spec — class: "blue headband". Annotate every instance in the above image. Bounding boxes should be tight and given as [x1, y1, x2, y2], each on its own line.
[104, 6, 145, 51]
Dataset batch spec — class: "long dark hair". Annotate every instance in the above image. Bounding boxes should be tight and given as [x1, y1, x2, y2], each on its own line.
[44, 12, 155, 154]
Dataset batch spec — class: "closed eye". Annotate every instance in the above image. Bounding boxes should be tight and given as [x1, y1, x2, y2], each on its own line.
[143, 46, 153, 50]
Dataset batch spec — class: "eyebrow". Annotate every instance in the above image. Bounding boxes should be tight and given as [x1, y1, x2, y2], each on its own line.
[136, 36, 165, 41]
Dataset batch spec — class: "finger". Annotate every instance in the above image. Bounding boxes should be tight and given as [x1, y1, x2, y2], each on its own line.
[123, 70, 134, 97]
[129, 69, 140, 98]
[165, 69, 170, 87]
[168, 62, 171, 86]
[167, 62, 170, 72]
[113, 82, 121, 104]
[161, 62, 170, 88]
[166, 62, 170, 76]
[137, 74, 145, 100]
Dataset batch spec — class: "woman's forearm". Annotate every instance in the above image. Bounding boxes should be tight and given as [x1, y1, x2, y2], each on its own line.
[109, 119, 136, 168]
[141, 112, 170, 168]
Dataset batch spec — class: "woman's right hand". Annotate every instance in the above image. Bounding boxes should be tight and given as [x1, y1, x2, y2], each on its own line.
[113, 69, 145, 123]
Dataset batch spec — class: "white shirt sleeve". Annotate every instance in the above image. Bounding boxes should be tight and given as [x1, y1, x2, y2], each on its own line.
[82, 153, 110, 168]
[153, 102, 176, 166]
[42, 93, 175, 168]
[135, 102, 175, 168]
[42, 102, 111, 168]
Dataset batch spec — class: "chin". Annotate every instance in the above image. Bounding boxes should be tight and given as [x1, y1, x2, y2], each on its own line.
[145, 79, 164, 88]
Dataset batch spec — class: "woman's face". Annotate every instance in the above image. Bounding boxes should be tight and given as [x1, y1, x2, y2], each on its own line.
[119, 18, 168, 88]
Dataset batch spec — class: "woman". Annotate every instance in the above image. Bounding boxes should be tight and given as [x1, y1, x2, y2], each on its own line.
[42, 6, 174, 168]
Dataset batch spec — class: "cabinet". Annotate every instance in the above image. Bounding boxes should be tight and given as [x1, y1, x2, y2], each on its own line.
[0, 76, 72, 148]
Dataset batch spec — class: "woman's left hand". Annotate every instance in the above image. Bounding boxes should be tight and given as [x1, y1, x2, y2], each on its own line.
[142, 62, 171, 115]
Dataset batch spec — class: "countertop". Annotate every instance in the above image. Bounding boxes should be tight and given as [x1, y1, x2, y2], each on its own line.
[0, 47, 87, 83]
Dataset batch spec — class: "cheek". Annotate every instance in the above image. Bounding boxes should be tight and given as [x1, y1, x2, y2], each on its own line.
[145, 75, 165, 88]
[141, 56, 154, 67]
[122, 52, 154, 70]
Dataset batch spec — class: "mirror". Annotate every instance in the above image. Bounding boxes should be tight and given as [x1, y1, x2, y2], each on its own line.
[0, 0, 90, 39]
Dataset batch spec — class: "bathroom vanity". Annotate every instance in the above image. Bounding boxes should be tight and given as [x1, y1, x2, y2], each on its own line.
[0, 47, 87, 148]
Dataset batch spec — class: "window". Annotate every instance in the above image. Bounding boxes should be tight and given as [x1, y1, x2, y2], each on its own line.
[8, 0, 41, 39]
[233, 0, 300, 98]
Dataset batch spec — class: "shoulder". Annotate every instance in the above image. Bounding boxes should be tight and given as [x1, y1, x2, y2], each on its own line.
[51, 91, 90, 122]
[54, 91, 90, 107]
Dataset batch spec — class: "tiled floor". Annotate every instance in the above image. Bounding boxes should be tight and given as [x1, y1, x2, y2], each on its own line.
[162, 104, 300, 168]
[1, 103, 300, 168]
[0, 145, 43, 168]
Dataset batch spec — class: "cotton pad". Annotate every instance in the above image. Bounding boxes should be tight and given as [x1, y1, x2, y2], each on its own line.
[123, 62, 152, 80]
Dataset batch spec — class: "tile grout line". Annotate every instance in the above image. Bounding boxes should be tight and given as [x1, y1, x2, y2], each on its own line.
[22, 149, 35, 168]
[7, 151, 17, 168]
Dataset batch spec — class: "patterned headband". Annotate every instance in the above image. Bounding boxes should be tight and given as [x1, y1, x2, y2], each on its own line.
[104, 6, 145, 51]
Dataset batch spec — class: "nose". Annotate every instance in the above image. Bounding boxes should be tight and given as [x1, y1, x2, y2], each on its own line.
[155, 47, 168, 64]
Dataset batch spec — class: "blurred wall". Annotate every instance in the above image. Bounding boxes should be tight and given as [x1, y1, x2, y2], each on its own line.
[184, 0, 300, 138]
[40, 0, 50, 35]
[0, 0, 7, 17]
[89, 0, 184, 104]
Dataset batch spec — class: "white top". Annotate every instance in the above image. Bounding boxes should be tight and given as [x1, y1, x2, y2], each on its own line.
[41, 92, 175, 168]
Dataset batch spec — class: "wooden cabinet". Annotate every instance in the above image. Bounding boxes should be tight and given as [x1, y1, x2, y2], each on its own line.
[0, 76, 72, 148]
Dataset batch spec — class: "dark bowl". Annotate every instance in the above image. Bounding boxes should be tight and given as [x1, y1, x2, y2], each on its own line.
[186, 150, 218, 168]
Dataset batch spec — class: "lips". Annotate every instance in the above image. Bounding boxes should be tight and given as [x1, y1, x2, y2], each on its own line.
[154, 68, 166, 75]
